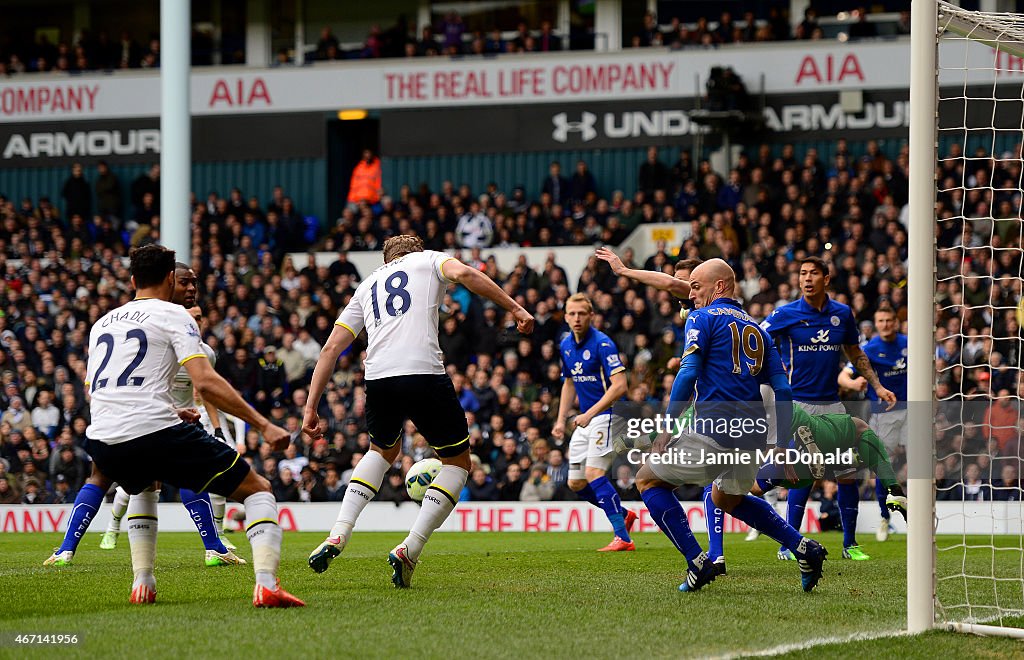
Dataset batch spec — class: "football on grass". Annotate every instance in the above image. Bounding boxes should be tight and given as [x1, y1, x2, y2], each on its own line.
[405, 458, 442, 502]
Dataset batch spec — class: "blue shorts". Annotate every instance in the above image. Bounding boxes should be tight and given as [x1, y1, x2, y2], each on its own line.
[84, 422, 249, 496]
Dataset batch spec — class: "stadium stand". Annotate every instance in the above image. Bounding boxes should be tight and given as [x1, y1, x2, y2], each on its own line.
[3, 136, 1013, 507]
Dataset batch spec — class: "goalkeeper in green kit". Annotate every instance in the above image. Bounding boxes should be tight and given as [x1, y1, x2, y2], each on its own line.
[752, 404, 908, 520]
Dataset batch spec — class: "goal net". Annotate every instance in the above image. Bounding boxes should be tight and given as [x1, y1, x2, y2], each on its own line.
[926, 0, 1024, 637]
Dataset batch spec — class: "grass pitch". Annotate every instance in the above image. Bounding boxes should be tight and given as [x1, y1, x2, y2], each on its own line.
[2, 531, 1021, 659]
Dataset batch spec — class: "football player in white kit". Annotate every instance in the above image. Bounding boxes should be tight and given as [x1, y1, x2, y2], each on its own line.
[58, 246, 303, 606]
[47, 265, 244, 567]
[100, 276, 242, 563]
[303, 235, 534, 587]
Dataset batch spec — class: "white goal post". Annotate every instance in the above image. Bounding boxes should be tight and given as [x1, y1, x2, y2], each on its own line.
[911, 0, 1024, 639]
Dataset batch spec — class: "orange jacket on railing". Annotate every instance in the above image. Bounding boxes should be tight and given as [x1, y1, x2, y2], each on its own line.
[348, 157, 382, 205]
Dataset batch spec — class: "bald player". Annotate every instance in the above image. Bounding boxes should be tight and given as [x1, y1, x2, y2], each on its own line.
[626, 259, 827, 593]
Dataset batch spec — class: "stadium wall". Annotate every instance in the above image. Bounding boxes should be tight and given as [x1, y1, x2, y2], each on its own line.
[0, 502, 1005, 534]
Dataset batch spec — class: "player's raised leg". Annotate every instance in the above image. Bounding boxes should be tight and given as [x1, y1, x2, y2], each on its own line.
[100, 486, 130, 550]
[127, 488, 159, 604]
[44, 465, 112, 566]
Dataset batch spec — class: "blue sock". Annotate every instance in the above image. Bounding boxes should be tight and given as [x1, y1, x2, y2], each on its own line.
[703, 485, 724, 562]
[590, 476, 630, 542]
[875, 479, 890, 520]
[731, 494, 805, 556]
[781, 486, 811, 553]
[838, 482, 860, 548]
[180, 488, 228, 553]
[57, 483, 104, 553]
[575, 483, 599, 507]
[641, 486, 703, 563]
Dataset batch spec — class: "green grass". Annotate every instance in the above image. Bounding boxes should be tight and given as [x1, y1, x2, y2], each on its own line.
[0, 531, 1021, 659]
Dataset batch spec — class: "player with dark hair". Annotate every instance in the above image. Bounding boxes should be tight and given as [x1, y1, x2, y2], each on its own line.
[47, 262, 243, 567]
[760, 256, 896, 561]
[304, 235, 534, 587]
[51, 245, 303, 607]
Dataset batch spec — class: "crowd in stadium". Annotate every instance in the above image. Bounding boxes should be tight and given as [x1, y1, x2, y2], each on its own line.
[0, 136, 1019, 507]
[0, 3, 911, 75]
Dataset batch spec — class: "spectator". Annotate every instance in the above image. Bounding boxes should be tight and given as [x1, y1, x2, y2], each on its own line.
[323, 466, 346, 501]
[273, 467, 301, 502]
[30, 390, 59, 438]
[456, 202, 494, 248]
[316, 27, 340, 60]
[613, 464, 640, 500]
[817, 480, 842, 531]
[0, 477, 20, 504]
[2, 396, 32, 433]
[130, 164, 160, 217]
[467, 467, 499, 501]
[347, 150, 382, 209]
[638, 147, 670, 198]
[61, 163, 92, 221]
[542, 161, 570, 206]
[95, 161, 122, 221]
[498, 463, 525, 500]
[21, 478, 49, 504]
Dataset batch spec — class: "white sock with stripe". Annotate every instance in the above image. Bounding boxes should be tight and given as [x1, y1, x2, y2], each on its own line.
[127, 490, 159, 590]
[107, 486, 130, 533]
[210, 494, 226, 534]
[329, 450, 391, 543]
[403, 465, 468, 562]
[244, 491, 280, 590]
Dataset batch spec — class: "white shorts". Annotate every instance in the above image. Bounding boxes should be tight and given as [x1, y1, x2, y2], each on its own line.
[795, 401, 846, 416]
[869, 408, 907, 454]
[646, 432, 760, 496]
[568, 414, 624, 479]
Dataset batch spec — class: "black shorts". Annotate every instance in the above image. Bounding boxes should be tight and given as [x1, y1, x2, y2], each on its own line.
[364, 374, 469, 458]
[84, 422, 250, 496]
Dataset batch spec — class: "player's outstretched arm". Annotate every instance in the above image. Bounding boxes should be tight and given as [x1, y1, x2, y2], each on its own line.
[302, 324, 357, 440]
[595, 247, 690, 299]
[184, 357, 290, 450]
[443, 259, 534, 334]
[844, 344, 896, 410]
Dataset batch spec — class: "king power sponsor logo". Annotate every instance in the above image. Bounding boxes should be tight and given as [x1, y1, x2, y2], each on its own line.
[2, 128, 160, 159]
[548, 101, 910, 143]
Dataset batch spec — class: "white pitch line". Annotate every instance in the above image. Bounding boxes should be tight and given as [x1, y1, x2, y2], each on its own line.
[712, 628, 909, 659]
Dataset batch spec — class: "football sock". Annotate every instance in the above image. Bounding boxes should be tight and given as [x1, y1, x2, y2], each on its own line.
[404, 465, 469, 562]
[642, 486, 702, 564]
[180, 488, 228, 553]
[703, 484, 724, 562]
[210, 494, 227, 534]
[329, 450, 390, 543]
[781, 486, 811, 554]
[106, 486, 130, 534]
[127, 490, 159, 589]
[838, 482, 860, 548]
[57, 482, 105, 553]
[590, 476, 631, 542]
[875, 479, 890, 521]
[730, 494, 805, 556]
[244, 491, 281, 590]
[574, 482, 599, 506]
